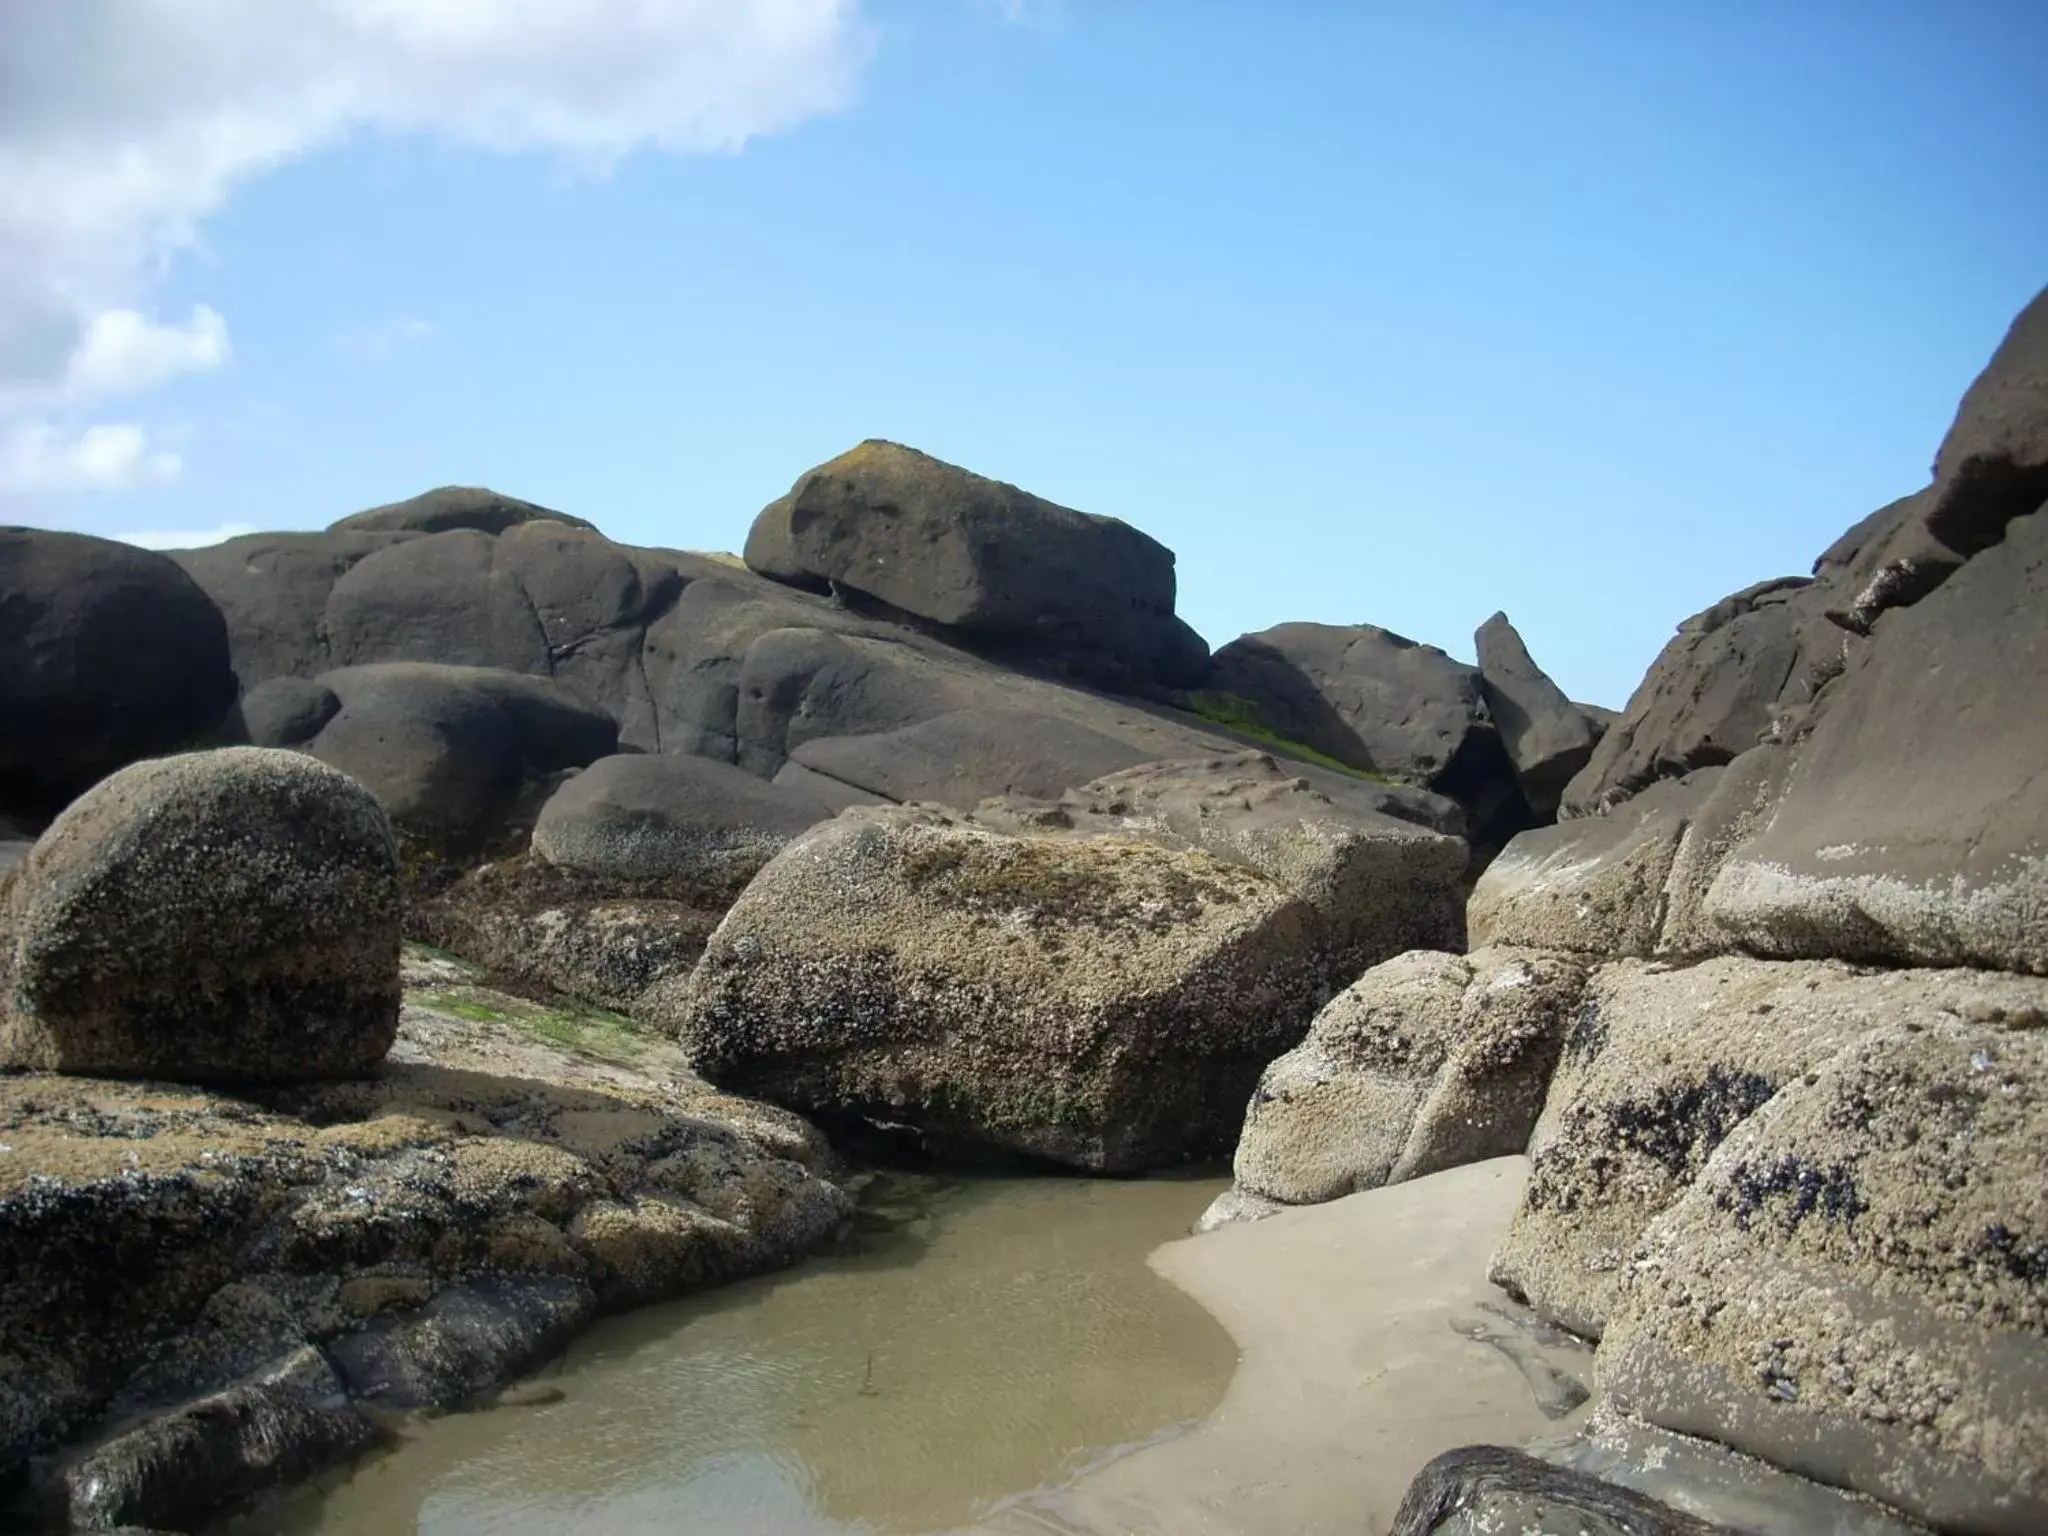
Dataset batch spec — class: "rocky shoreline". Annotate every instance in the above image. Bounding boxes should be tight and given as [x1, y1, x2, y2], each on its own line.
[1, 284, 2043, 1532]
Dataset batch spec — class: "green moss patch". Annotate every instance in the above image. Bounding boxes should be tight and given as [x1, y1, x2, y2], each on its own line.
[1185, 691, 1395, 784]
[415, 986, 652, 1066]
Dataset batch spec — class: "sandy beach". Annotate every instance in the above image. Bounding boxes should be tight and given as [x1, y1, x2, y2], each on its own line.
[963, 1155, 1589, 1535]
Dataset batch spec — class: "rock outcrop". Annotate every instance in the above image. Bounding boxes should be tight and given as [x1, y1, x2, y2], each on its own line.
[298, 663, 618, 854]
[658, 808, 1329, 1171]
[1211, 947, 1586, 1220]
[1474, 611, 1601, 819]
[0, 971, 848, 1532]
[1, 529, 236, 820]
[1, 748, 402, 1083]
[1201, 620, 1533, 850]
[744, 440, 1203, 688]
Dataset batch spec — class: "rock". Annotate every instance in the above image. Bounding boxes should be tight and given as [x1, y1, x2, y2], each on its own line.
[1558, 577, 1845, 818]
[742, 440, 1194, 686]
[0, 528, 236, 817]
[1, 747, 401, 1083]
[731, 626, 975, 776]
[1600, 1013, 2048, 1536]
[970, 751, 1469, 986]
[303, 663, 618, 853]
[533, 752, 836, 895]
[237, 676, 340, 747]
[1701, 506, 2048, 974]
[1228, 947, 1588, 1207]
[659, 808, 1329, 1171]
[173, 529, 419, 689]
[1388, 1444, 1736, 1536]
[410, 854, 729, 1012]
[323, 527, 553, 675]
[1925, 281, 2048, 557]
[1467, 770, 1724, 959]
[1489, 954, 2048, 1340]
[1192, 1187, 1286, 1233]
[1474, 612, 1600, 818]
[788, 708, 1155, 808]
[0, 982, 848, 1526]
[329, 484, 596, 536]
[1201, 621, 1529, 849]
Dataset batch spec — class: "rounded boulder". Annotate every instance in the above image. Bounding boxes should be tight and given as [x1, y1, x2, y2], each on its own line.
[2, 747, 403, 1082]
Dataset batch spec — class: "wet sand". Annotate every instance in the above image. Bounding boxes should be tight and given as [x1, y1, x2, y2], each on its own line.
[965, 1155, 1591, 1535]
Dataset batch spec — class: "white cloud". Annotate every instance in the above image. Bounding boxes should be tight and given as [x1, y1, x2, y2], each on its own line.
[338, 316, 439, 359]
[0, 0, 873, 486]
[62, 305, 230, 401]
[116, 521, 260, 550]
[0, 421, 183, 494]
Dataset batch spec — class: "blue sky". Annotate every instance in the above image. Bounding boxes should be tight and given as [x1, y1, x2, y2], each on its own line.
[3, 2, 2044, 707]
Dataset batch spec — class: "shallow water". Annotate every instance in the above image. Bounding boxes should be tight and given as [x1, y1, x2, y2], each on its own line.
[224, 1169, 1236, 1536]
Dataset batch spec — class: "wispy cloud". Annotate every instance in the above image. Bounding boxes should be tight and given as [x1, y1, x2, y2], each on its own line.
[337, 317, 439, 360]
[0, 0, 876, 489]
[971, 0, 1065, 31]
[115, 522, 260, 551]
[0, 421, 183, 495]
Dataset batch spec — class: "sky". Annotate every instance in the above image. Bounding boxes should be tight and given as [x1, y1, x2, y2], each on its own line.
[2, 2, 2044, 708]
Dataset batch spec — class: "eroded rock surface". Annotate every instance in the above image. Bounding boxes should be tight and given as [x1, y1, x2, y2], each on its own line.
[0, 967, 847, 1533]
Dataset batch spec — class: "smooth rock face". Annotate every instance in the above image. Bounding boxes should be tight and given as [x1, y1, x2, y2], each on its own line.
[173, 529, 420, 688]
[1490, 955, 2048, 1340]
[970, 750, 1470, 986]
[1926, 281, 2048, 556]
[743, 440, 1194, 685]
[237, 676, 340, 747]
[1474, 612, 1600, 819]
[329, 484, 596, 536]
[304, 663, 618, 851]
[1, 747, 401, 1082]
[532, 752, 836, 895]
[0, 528, 237, 815]
[662, 809, 1327, 1171]
[1600, 1015, 2048, 1536]
[1702, 505, 2048, 975]
[1229, 947, 1588, 1207]
[1468, 770, 1723, 959]
[789, 708, 1154, 809]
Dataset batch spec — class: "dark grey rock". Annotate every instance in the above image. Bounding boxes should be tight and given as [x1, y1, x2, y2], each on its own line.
[1475, 612, 1599, 818]
[0, 528, 236, 816]
[306, 663, 617, 852]
[789, 708, 1154, 809]
[1389, 1445, 1739, 1536]
[237, 676, 339, 747]
[1925, 281, 2048, 557]
[326, 1276, 596, 1412]
[743, 440, 1192, 686]
[173, 528, 418, 687]
[324, 528, 552, 675]
[329, 484, 596, 536]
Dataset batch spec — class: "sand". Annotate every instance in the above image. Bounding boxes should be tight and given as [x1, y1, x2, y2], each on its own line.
[962, 1155, 1591, 1536]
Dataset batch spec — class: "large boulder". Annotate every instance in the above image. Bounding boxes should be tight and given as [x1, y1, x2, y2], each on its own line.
[1489, 955, 2048, 1340]
[657, 809, 1328, 1171]
[0, 747, 402, 1082]
[1600, 1012, 2048, 1536]
[173, 529, 418, 688]
[1700, 504, 2048, 974]
[1201, 621, 1529, 849]
[1, 529, 237, 816]
[1218, 946, 1588, 1216]
[971, 751, 1468, 986]
[1474, 612, 1600, 819]
[301, 664, 618, 853]
[743, 440, 1200, 686]
[1925, 281, 2048, 557]
[328, 485, 596, 536]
